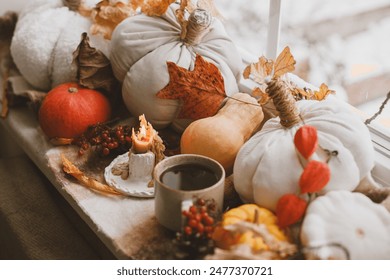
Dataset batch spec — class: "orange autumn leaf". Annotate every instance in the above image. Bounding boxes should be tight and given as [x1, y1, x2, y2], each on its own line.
[314, 83, 335, 101]
[273, 46, 296, 78]
[131, 0, 176, 16]
[291, 83, 335, 101]
[294, 125, 318, 159]
[299, 160, 331, 194]
[252, 87, 270, 105]
[276, 194, 307, 228]
[156, 54, 226, 120]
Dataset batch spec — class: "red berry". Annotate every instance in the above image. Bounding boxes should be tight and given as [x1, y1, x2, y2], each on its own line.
[197, 224, 204, 234]
[184, 226, 192, 236]
[188, 219, 198, 228]
[203, 216, 214, 226]
[102, 147, 110, 156]
[182, 210, 190, 217]
[199, 206, 207, 213]
[205, 226, 214, 233]
[189, 205, 198, 214]
[197, 198, 206, 206]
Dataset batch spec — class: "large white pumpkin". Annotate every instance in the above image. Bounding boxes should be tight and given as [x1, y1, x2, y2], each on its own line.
[10, 0, 107, 91]
[233, 90, 375, 211]
[110, 3, 242, 130]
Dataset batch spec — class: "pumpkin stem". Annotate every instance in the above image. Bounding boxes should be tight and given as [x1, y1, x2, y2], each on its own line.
[63, 0, 81, 11]
[68, 87, 78, 93]
[183, 9, 212, 45]
[266, 78, 301, 128]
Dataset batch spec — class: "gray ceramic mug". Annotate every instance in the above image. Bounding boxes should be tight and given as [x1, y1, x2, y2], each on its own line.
[154, 154, 225, 232]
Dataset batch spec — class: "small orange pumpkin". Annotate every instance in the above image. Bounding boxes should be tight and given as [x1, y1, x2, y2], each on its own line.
[38, 83, 111, 139]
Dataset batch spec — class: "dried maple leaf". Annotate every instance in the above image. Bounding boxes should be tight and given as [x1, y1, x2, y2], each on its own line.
[156, 54, 226, 120]
[314, 83, 335, 100]
[274, 46, 296, 77]
[80, 0, 135, 40]
[73, 32, 120, 99]
[243, 56, 273, 84]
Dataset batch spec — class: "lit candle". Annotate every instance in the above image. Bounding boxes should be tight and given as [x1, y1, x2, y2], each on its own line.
[131, 114, 155, 154]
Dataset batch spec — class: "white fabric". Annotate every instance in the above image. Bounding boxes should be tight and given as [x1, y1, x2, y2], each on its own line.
[233, 96, 375, 211]
[110, 3, 243, 131]
[10, 0, 105, 91]
[301, 191, 390, 260]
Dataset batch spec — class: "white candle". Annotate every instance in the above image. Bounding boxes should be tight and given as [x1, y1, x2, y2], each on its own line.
[266, 0, 283, 60]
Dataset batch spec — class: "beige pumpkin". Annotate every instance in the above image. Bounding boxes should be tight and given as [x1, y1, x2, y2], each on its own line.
[301, 191, 390, 260]
[181, 92, 263, 175]
[233, 78, 375, 211]
[110, 3, 242, 131]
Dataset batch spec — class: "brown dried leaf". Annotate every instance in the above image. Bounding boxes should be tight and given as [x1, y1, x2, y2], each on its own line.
[156, 54, 226, 120]
[243, 56, 273, 84]
[0, 12, 18, 42]
[73, 33, 120, 97]
[81, 0, 135, 40]
[61, 154, 123, 196]
[274, 46, 296, 77]
[252, 87, 270, 105]
[291, 83, 334, 101]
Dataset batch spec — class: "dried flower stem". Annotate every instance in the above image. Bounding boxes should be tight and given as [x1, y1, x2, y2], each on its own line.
[365, 90, 390, 125]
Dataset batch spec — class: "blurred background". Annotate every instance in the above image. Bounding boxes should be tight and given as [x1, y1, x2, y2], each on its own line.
[215, 0, 390, 129]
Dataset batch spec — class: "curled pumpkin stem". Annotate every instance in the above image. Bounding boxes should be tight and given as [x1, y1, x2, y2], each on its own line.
[266, 78, 301, 128]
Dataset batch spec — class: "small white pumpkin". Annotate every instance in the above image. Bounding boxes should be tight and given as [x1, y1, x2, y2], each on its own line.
[233, 79, 375, 211]
[301, 191, 390, 260]
[110, 3, 242, 131]
[10, 0, 106, 91]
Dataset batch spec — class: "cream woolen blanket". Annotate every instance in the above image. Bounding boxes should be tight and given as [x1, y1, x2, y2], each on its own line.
[10, 0, 103, 91]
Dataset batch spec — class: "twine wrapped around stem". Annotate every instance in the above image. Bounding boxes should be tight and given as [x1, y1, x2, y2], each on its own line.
[183, 9, 212, 45]
[266, 78, 301, 128]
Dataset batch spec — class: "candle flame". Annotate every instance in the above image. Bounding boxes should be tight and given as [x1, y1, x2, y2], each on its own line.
[131, 114, 155, 153]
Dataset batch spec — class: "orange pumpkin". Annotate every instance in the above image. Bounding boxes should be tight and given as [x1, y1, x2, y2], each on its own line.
[38, 83, 111, 139]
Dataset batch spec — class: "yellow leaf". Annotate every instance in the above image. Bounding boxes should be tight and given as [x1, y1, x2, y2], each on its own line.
[314, 83, 335, 101]
[274, 46, 296, 77]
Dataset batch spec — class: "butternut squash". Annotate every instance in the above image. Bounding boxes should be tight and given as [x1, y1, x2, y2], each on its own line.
[180, 92, 264, 175]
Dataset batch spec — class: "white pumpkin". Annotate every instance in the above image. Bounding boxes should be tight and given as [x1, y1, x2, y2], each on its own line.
[233, 79, 375, 211]
[301, 191, 390, 260]
[10, 0, 107, 91]
[110, 3, 242, 131]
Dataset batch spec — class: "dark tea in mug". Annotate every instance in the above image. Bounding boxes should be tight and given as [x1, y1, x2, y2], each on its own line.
[160, 163, 219, 191]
